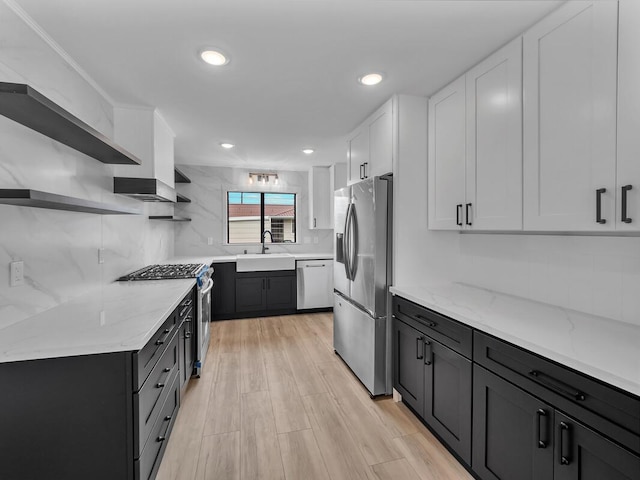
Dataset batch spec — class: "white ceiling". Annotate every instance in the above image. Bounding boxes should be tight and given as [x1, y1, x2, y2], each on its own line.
[15, 0, 562, 171]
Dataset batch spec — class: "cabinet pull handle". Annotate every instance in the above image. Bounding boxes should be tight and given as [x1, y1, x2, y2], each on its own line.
[185, 332, 191, 338]
[360, 164, 364, 180]
[363, 162, 368, 178]
[314, 218, 317, 228]
[155, 340, 165, 346]
[163, 367, 171, 373]
[559, 422, 571, 465]
[157, 436, 166, 442]
[622, 185, 632, 223]
[528, 370, 586, 401]
[416, 337, 423, 360]
[262, 278, 265, 290]
[456, 204, 463, 226]
[156, 383, 165, 388]
[536, 409, 548, 448]
[465, 203, 472, 226]
[415, 314, 437, 329]
[164, 415, 172, 421]
[596, 188, 607, 224]
[423, 340, 432, 366]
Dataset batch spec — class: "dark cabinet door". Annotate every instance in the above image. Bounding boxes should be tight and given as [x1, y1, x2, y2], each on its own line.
[236, 276, 267, 312]
[473, 365, 554, 480]
[212, 262, 236, 317]
[554, 412, 640, 480]
[423, 339, 472, 464]
[266, 274, 296, 310]
[393, 317, 425, 417]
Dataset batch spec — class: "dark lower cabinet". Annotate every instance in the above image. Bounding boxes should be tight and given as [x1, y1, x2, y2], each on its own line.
[236, 271, 296, 314]
[392, 316, 472, 464]
[554, 412, 640, 480]
[393, 318, 425, 417]
[211, 262, 237, 319]
[473, 365, 640, 480]
[473, 364, 554, 480]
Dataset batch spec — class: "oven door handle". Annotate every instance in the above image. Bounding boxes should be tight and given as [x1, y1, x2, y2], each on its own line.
[201, 278, 214, 295]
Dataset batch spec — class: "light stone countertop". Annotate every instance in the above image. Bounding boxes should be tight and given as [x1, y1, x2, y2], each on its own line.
[390, 283, 640, 397]
[0, 254, 333, 364]
[209, 252, 333, 263]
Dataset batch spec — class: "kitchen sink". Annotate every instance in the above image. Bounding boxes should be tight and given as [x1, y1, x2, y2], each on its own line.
[236, 253, 295, 272]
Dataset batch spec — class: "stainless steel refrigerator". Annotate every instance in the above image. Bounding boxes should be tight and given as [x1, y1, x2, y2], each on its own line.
[333, 175, 392, 396]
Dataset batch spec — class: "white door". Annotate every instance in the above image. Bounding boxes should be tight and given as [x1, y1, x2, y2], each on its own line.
[428, 75, 466, 230]
[616, 0, 640, 232]
[466, 37, 523, 231]
[348, 127, 368, 185]
[368, 99, 393, 178]
[523, 1, 618, 231]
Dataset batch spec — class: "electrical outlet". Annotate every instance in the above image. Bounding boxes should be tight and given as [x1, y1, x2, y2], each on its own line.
[207, 237, 214, 246]
[99, 310, 106, 326]
[10, 261, 24, 287]
[98, 248, 105, 264]
[313, 236, 319, 244]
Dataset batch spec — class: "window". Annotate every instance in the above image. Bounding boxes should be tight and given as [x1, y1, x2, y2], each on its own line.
[227, 192, 296, 244]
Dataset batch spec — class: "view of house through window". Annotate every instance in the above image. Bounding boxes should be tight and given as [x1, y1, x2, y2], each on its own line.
[227, 192, 296, 244]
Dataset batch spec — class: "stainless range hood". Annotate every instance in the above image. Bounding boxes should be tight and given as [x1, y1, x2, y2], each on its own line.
[113, 177, 177, 202]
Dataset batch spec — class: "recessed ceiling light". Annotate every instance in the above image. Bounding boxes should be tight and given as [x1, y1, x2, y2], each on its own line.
[200, 49, 229, 66]
[358, 73, 383, 86]
[220, 143, 235, 149]
[302, 148, 314, 155]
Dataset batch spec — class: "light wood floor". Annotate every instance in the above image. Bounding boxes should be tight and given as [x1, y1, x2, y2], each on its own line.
[156, 313, 473, 480]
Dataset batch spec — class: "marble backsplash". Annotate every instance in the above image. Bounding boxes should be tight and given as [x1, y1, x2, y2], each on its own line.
[174, 165, 333, 257]
[0, 1, 174, 327]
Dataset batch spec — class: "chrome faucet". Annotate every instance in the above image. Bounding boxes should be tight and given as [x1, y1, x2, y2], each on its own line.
[261, 230, 273, 254]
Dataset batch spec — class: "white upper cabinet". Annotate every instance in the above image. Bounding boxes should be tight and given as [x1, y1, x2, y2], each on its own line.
[347, 98, 393, 185]
[309, 166, 332, 229]
[523, 1, 618, 231]
[616, 0, 640, 231]
[428, 76, 466, 230]
[466, 37, 523, 231]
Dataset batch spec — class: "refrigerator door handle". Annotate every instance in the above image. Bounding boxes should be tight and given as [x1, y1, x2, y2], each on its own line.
[349, 204, 358, 281]
[343, 203, 352, 280]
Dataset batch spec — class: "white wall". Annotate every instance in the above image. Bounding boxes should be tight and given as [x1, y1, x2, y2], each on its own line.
[174, 165, 333, 256]
[393, 126, 640, 327]
[0, 2, 174, 327]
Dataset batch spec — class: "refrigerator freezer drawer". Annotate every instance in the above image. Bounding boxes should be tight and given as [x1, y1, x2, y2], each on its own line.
[333, 292, 388, 396]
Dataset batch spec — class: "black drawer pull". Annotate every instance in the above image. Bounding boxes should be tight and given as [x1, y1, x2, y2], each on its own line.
[423, 340, 432, 366]
[164, 328, 170, 334]
[164, 415, 172, 421]
[156, 383, 165, 388]
[622, 185, 632, 223]
[155, 340, 165, 346]
[416, 337, 423, 360]
[456, 204, 463, 226]
[559, 422, 571, 465]
[179, 306, 191, 317]
[529, 370, 586, 401]
[163, 367, 171, 373]
[185, 332, 191, 338]
[465, 203, 472, 226]
[415, 314, 437, 328]
[536, 409, 548, 448]
[182, 299, 192, 307]
[157, 436, 166, 442]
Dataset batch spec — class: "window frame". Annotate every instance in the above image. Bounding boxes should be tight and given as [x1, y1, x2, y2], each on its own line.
[225, 190, 298, 245]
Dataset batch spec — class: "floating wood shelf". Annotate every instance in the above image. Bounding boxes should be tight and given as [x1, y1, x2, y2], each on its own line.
[174, 167, 191, 184]
[176, 193, 191, 203]
[149, 216, 191, 222]
[0, 189, 141, 215]
[0, 82, 141, 165]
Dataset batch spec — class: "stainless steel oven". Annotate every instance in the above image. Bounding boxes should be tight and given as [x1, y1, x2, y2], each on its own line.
[195, 266, 213, 376]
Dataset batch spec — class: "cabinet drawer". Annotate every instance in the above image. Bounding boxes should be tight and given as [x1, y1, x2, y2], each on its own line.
[134, 331, 179, 458]
[133, 310, 179, 390]
[393, 296, 473, 358]
[474, 331, 640, 454]
[135, 372, 179, 480]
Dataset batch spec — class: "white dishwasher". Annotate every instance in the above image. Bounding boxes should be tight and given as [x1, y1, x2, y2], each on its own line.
[296, 259, 333, 309]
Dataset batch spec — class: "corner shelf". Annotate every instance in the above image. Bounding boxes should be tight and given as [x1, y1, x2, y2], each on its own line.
[0, 82, 142, 165]
[149, 216, 191, 222]
[0, 189, 141, 215]
[176, 193, 191, 203]
[174, 168, 191, 184]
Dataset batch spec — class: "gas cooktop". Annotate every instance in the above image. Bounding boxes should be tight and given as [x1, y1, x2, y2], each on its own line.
[118, 263, 207, 281]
